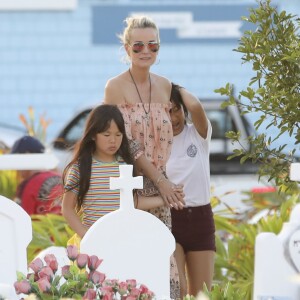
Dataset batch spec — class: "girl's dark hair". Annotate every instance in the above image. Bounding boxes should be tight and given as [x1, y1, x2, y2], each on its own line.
[63, 104, 133, 212]
[171, 83, 188, 119]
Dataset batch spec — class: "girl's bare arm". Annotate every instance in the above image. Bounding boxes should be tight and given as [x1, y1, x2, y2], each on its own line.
[180, 88, 208, 139]
[62, 191, 88, 238]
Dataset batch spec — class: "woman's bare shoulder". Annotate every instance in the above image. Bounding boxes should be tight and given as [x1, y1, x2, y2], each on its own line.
[152, 73, 171, 85]
[104, 72, 128, 104]
[151, 73, 172, 102]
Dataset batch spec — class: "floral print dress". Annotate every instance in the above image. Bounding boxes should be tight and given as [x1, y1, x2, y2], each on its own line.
[117, 102, 180, 300]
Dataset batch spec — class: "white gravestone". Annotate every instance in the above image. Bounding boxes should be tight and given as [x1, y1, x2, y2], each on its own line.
[0, 152, 58, 299]
[253, 204, 300, 300]
[0, 153, 59, 170]
[290, 163, 300, 181]
[81, 165, 175, 300]
[0, 195, 32, 299]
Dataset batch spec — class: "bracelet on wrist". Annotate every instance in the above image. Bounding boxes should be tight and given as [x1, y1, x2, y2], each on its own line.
[156, 173, 166, 186]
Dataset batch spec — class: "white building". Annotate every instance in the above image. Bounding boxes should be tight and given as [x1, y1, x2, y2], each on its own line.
[0, 0, 298, 142]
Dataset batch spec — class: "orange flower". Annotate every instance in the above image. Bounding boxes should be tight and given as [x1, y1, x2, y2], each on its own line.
[19, 114, 28, 129]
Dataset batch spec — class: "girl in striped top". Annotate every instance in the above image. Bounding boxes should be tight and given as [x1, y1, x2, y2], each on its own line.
[62, 104, 166, 241]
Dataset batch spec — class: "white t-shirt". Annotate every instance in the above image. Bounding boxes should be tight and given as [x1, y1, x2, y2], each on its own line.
[166, 121, 212, 207]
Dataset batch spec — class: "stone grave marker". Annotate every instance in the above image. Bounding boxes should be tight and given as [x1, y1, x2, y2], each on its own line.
[0, 195, 32, 299]
[81, 164, 175, 300]
[253, 204, 300, 299]
[0, 152, 58, 299]
[0, 153, 59, 170]
[290, 163, 300, 181]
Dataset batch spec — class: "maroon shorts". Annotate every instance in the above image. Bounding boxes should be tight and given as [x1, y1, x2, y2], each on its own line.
[171, 203, 216, 253]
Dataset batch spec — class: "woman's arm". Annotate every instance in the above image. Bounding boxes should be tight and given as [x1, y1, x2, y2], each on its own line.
[134, 185, 184, 210]
[134, 194, 165, 210]
[180, 88, 208, 138]
[135, 155, 184, 210]
[62, 191, 87, 238]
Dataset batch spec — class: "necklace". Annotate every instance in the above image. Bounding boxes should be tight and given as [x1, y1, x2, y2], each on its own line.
[128, 68, 151, 118]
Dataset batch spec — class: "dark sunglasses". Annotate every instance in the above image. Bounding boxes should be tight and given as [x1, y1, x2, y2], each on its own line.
[129, 41, 160, 53]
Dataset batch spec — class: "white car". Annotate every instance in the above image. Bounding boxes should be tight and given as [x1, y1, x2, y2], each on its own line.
[0, 123, 26, 151]
[49, 99, 258, 174]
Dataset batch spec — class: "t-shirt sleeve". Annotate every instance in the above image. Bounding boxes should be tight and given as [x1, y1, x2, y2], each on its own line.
[190, 118, 212, 152]
[206, 118, 212, 141]
[64, 164, 79, 194]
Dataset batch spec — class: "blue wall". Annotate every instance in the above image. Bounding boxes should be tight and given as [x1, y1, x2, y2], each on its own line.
[0, 0, 296, 143]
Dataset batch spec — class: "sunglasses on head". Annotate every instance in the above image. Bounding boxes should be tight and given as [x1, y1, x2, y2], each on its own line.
[129, 41, 160, 53]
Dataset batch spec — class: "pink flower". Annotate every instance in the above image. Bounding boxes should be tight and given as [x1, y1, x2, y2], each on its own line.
[102, 294, 114, 300]
[89, 270, 106, 285]
[44, 254, 58, 274]
[130, 287, 140, 297]
[61, 265, 71, 279]
[66, 245, 79, 261]
[139, 284, 149, 294]
[29, 257, 43, 273]
[14, 279, 31, 294]
[26, 272, 39, 281]
[100, 285, 114, 298]
[126, 279, 137, 288]
[38, 266, 54, 282]
[83, 288, 97, 300]
[118, 281, 128, 295]
[37, 277, 51, 293]
[76, 253, 89, 269]
[124, 296, 137, 300]
[88, 255, 103, 271]
[101, 285, 113, 292]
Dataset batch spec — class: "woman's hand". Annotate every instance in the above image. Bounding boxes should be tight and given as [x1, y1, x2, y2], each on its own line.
[157, 179, 185, 210]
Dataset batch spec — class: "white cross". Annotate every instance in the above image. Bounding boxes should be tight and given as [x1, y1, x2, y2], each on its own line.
[110, 164, 143, 210]
[290, 163, 300, 181]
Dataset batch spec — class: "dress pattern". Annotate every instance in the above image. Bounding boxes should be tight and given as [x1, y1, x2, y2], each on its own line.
[118, 103, 180, 299]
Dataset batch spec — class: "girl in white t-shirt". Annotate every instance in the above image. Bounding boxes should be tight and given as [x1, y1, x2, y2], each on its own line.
[166, 83, 216, 298]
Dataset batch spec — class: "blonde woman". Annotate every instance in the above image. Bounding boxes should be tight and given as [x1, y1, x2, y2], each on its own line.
[104, 15, 183, 300]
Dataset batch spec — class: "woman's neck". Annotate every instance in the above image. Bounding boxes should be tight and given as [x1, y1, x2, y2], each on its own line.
[129, 66, 150, 84]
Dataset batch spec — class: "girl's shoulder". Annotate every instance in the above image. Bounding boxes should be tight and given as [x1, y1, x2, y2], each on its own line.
[68, 162, 80, 173]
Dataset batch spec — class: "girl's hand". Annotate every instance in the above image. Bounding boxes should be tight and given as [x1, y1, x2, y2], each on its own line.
[157, 179, 185, 210]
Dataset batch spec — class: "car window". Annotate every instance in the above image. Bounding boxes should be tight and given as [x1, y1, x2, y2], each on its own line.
[206, 109, 236, 139]
[64, 111, 90, 144]
[55, 110, 91, 148]
[58, 106, 236, 147]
